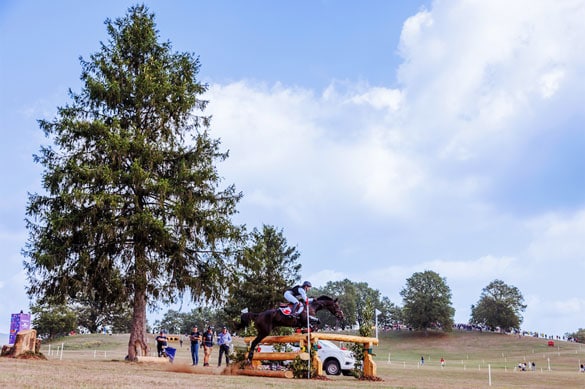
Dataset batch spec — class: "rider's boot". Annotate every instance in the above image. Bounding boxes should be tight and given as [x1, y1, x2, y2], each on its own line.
[292, 302, 303, 318]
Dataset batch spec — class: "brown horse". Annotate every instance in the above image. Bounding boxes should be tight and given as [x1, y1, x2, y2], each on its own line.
[235, 295, 344, 362]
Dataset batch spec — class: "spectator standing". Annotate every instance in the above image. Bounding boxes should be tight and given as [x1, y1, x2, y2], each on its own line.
[217, 326, 232, 367]
[155, 331, 168, 357]
[189, 326, 202, 366]
[202, 326, 214, 367]
[440, 357, 445, 368]
[420, 356, 424, 366]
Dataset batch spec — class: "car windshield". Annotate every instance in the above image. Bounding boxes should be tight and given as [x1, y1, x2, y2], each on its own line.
[318, 340, 339, 349]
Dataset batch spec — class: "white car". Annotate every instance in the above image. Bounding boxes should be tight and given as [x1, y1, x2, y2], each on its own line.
[256, 339, 355, 376]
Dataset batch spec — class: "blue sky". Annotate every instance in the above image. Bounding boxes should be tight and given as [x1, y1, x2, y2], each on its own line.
[1, 1, 584, 337]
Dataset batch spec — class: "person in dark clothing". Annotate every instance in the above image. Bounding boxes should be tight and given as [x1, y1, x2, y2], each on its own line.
[189, 326, 201, 365]
[155, 331, 168, 357]
[202, 326, 214, 366]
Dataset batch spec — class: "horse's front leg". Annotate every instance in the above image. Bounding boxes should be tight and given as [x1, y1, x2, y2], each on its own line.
[247, 335, 263, 363]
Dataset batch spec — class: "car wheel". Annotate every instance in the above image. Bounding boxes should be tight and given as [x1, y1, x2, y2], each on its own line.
[323, 358, 341, 375]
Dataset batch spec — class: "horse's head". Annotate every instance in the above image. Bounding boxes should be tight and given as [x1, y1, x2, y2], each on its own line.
[314, 296, 345, 321]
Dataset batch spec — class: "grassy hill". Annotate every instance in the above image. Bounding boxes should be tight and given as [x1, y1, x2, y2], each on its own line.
[1, 329, 583, 388]
[376, 330, 584, 388]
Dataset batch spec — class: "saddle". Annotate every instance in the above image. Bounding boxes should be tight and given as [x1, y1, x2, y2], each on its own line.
[278, 302, 295, 316]
[278, 303, 319, 325]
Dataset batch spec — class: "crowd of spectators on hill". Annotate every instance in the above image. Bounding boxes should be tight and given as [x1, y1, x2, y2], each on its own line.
[452, 323, 580, 342]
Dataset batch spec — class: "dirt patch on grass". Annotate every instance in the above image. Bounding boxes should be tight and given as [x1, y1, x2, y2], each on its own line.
[13, 351, 47, 360]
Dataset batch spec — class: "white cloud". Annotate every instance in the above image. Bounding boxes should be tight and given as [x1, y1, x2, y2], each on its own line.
[523, 295, 585, 334]
[551, 297, 585, 316]
[307, 269, 347, 288]
[205, 1, 585, 228]
[397, 0, 585, 162]
[427, 256, 518, 280]
[206, 81, 424, 219]
[349, 87, 403, 111]
[538, 68, 566, 99]
[524, 209, 585, 266]
[362, 255, 518, 297]
[398, 9, 434, 61]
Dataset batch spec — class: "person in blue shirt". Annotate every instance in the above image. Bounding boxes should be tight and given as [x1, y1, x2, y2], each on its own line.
[217, 326, 232, 367]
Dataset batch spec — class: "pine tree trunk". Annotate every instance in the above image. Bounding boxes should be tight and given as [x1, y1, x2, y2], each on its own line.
[127, 286, 149, 361]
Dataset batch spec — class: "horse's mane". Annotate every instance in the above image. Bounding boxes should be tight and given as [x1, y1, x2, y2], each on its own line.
[316, 295, 334, 301]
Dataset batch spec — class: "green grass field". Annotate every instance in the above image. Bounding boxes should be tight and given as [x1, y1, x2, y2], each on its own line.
[1, 330, 584, 388]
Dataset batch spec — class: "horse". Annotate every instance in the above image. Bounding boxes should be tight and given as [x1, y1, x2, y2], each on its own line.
[235, 295, 344, 362]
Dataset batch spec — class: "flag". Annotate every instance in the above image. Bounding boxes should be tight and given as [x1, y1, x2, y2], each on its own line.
[241, 308, 248, 314]
[165, 347, 176, 363]
[375, 309, 381, 316]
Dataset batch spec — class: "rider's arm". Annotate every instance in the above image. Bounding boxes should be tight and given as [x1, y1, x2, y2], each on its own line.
[298, 288, 307, 301]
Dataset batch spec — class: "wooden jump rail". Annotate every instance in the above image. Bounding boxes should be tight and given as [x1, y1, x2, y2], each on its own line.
[243, 333, 379, 377]
[237, 369, 294, 379]
[251, 351, 310, 362]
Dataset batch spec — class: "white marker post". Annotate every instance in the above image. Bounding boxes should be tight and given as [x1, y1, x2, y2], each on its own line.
[375, 308, 381, 340]
[306, 298, 310, 379]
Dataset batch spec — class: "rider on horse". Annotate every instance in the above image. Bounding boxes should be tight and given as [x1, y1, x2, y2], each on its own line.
[284, 281, 312, 318]
[237, 293, 344, 362]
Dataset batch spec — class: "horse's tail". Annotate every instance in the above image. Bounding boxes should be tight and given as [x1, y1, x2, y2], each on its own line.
[235, 312, 259, 330]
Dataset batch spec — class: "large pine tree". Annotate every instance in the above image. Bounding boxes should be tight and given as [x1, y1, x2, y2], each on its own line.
[23, 5, 243, 360]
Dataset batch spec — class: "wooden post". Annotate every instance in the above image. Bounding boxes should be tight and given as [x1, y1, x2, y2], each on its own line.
[363, 342, 377, 377]
[237, 369, 294, 379]
[2, 329, 39, 357]
[313, 352, 323, 376]
[135, 356, 171, 363]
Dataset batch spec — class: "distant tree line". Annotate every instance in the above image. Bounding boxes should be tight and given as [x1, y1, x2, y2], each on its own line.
[31, 240, 536, 342]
